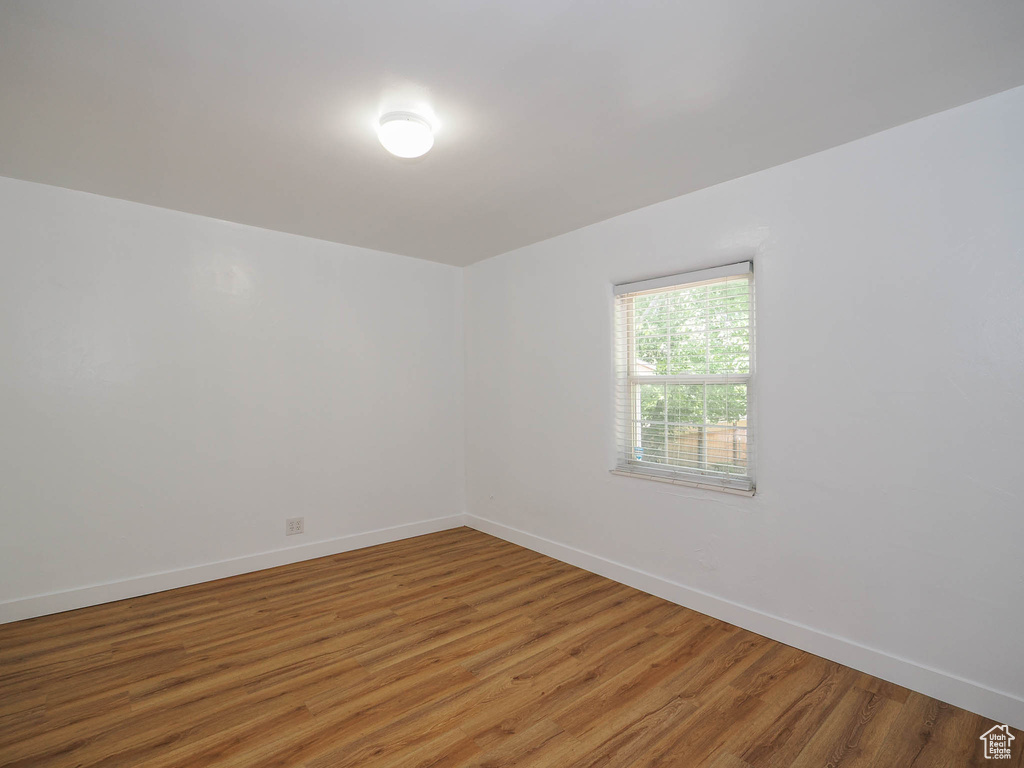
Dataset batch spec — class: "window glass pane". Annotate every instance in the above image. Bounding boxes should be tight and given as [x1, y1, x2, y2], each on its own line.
[705, 384, 747, 426]
[666, 425, 703, 470]
[633, 294, 669, 375]
[707, 279, 750, 374]
[667, 287, 708, 375]
[635, 383, 666, 464]
[705, 425, 748, 475]
[668, 330, 708, 375]
[666, 384, 703, 425]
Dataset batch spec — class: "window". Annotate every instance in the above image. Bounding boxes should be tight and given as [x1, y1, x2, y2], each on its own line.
[613, 262, 755, 494]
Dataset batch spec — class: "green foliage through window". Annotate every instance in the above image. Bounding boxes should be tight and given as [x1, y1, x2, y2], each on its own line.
[628, 276, 752, 478]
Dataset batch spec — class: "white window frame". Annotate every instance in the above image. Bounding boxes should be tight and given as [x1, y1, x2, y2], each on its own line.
[612, 261, 756, 496]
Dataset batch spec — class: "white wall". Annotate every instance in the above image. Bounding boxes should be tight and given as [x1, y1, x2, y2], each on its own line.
[0, 177, 464, 617]
[464, 86, 1024, 725]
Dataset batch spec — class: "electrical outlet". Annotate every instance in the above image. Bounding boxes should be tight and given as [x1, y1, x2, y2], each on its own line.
[286, 517, 304, 536]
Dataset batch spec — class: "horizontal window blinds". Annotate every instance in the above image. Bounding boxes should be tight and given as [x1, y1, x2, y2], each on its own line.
[614, 263, 755, 492]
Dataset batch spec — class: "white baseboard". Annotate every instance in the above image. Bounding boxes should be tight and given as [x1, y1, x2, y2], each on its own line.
[0, 515, 465, 625]
[465, 513, 1024, 729]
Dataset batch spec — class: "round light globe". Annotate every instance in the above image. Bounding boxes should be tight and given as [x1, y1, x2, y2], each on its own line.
[377, 112, 434, 158]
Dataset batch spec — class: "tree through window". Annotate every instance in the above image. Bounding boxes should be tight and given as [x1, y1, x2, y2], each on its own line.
[614, 263, 755, 493]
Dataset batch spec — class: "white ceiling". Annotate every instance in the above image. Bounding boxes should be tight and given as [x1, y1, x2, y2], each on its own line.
[2, 1, 1023, 267]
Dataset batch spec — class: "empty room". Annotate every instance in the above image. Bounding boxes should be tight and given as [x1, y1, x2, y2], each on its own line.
[1, 1, 1022, 766]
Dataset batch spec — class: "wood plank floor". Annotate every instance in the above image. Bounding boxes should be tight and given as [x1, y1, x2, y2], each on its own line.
[0, 527, 1018, 767]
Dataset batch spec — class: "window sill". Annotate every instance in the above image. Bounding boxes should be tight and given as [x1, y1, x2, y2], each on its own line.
[609, 469, 755, 497]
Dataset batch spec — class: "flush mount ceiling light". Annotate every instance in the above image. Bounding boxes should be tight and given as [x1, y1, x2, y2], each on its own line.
[377, 111, 434, 158]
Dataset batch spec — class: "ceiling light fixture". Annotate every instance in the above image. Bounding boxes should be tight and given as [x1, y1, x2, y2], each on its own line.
[377, 111, 434, 158]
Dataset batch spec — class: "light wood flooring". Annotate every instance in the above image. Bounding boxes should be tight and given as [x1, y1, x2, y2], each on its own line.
[0, 527, 1019, 767]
